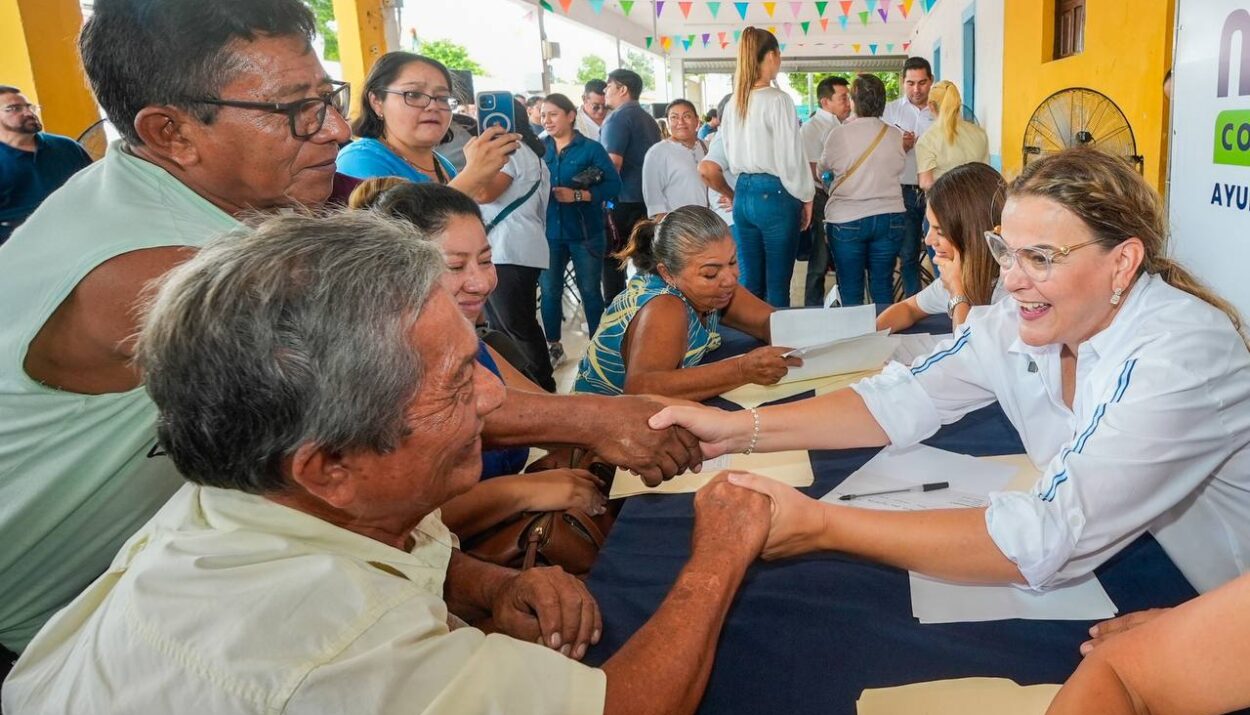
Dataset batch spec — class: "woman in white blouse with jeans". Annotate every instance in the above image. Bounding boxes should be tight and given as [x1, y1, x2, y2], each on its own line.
[719, 27, 814, 307]
[652, 147, 1250, 598]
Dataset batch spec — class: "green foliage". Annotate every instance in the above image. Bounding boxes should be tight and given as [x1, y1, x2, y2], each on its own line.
[788, 70, 901, 108]
[303, 0, 339, 62]
[576, 55, 608, 85]
[418, 39, 486, 75]
[624, 50, 656, 91]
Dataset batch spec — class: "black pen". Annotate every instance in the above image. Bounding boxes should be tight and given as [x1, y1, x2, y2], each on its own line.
[838, 481, 949, 501]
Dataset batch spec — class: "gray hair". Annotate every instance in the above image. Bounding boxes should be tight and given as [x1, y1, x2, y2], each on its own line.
[136, 210, 446, 494]
[617, 205, 732, 275]
[850, 73, 887, 118]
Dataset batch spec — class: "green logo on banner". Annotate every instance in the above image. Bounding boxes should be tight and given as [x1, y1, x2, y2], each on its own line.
[1214, 110, 1250, 167]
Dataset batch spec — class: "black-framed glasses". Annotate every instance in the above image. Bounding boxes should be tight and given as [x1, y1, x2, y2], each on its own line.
[190, 80, 350, 140]
[2, 103, 39, 114]
[376, 88, 459, 111]
[984, 229, 1103, 282]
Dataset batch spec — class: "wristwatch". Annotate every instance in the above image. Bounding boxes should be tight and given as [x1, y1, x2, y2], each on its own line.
[946, 295, 970, 317]
[573, 189, 583, 202]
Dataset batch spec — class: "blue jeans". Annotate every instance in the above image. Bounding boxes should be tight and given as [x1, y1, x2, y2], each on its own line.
[540, 237, 605, 342]
[732, 173, 803, 307]
[898, 185, 927, 296]
[827, 213, 905, 306]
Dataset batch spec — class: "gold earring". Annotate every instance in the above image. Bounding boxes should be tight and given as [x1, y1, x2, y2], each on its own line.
[1110, 287, 1123, 306]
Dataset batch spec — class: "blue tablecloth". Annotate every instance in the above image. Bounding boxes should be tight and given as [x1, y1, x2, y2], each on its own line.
[585, 317, 1199, 714]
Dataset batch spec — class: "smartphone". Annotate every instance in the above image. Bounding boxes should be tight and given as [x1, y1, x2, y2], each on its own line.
[476, 91, 516, 133]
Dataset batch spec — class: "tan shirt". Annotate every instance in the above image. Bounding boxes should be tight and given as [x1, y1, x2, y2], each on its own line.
[915, 120, 991, 180]
[818, 117, 906, 224]
[2, 484, 606, 715]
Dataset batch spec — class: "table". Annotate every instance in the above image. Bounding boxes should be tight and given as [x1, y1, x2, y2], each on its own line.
[584, 319, 1200, 714]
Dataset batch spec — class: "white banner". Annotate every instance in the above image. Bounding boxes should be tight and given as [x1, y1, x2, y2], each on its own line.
[1169, 2, 1250, 319]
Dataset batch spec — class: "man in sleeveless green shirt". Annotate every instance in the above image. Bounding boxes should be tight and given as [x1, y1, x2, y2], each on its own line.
[0, 0, 700, 658]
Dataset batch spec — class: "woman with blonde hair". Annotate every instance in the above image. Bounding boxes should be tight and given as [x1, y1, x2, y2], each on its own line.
[719, 26, 815, 307]
[915, 80, 989, 190]
[652, 147, 1250, 601]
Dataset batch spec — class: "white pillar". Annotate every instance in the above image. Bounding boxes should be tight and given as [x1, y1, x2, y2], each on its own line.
[669, 57, 685, 101]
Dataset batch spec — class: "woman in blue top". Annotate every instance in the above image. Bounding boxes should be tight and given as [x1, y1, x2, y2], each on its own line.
[354, 180, 608, 539]
[574, 205, 799, 400]
[337, 51, 517, 198]
[539, 93, 622, 364]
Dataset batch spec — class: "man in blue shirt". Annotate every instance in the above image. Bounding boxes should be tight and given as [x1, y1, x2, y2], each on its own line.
[0, 86, 93, 245]
[598, 69, 660, 304]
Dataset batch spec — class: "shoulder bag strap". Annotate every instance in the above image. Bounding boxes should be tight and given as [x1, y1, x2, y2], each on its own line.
[827, 123, 890, 195]
[485, 180, 542, 233]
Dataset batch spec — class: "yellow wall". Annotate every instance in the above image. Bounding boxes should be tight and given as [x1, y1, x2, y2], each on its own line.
[332, 0, 389, 121]
[1002, 0, 1175, 190]
[0, 0, 99, 139]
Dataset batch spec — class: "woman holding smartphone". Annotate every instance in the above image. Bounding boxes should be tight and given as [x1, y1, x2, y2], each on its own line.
[719, 27, 815, 307]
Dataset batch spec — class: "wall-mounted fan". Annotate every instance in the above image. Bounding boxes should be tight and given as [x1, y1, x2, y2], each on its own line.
[1022, 88, 1143, 172]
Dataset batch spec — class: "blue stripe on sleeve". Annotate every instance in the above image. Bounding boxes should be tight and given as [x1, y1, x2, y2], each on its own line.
[1040, 358, 1138, 502]
[910, 329, 972, 376]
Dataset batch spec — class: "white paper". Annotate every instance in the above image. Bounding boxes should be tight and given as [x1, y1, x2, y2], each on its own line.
[909, 572, 1118, 623]
[781, 333, 897, 384]
[769, 304, 877, 348]
[610, 450, 814, 499]
[823, 283, 841, 308]
[892, 332, 949, 366]
[821, 444, 1015, 510]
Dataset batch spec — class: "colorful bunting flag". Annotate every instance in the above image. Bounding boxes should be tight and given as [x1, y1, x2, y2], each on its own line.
[539, 0, 553, 11]
[655, 1, 665, 16]
[734, 2, 749, 20]
[903, 40, 911, 51]
[800, 20, 810, 34]
[870, 43, 879, 54]
[721, 41, 729, 48]
[865, 0, 878, 13]
[878, 6, 889, 21]
[821, 17, 830, 30]
[681, 36, 693, 51]
[782, 23, 793, 38]
[701, 32, 711, 47]
[717, 31, 727, 43]
[815, 1, 829, 16]
[587, 0, 605, 11]
[707, 1, 721, 18]
[858, 10, 869, 24]
[557, 0, 573, 11]
[839, 1, 853, 16]
[768, 25, 777, 34]
[679, 1, 693, 18]
[852, 43, 861, 53]
[789, 1, 803, 17]
[645, 36, 653, 48]
[779, 43, 787, 51]
[886, 42, 894, 52]
[763, 1, 777, 17]
[837, 14, 848, 29]
[620, 0, 635, 15]
[898, 0, 913, 18]
[733, 28, 742, 41]
[661, 35, 673, 50]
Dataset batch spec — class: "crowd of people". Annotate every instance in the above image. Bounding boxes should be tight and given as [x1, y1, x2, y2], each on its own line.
[2, 1, 1249, 713]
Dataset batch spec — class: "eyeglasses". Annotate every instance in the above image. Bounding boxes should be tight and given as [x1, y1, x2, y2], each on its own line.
[190, 80, 349, 140]
[377, 88, 459, 111]
[984, 229, 1103, 282]
[584, 102, 605, 111]
[2, 103, 39, 114]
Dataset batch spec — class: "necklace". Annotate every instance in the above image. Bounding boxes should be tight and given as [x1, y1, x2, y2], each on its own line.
[384, 137, 438, 173]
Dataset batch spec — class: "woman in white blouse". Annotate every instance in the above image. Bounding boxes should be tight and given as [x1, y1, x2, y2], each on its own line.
[651, 147, 1250, 597]
[719, 27, 814, 307]
[641, 99, 708, 219]
[877, 162, 1006, 332]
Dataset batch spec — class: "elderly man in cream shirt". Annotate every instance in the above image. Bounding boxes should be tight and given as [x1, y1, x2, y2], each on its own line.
[1, 211, 771, 715]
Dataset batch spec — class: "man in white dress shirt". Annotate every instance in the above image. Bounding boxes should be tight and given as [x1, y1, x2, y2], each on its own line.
[882, 57, 935, 298]
[574, 79, 608, 142]
[641, 99, 709, 218]
[799, 76, 852, 306]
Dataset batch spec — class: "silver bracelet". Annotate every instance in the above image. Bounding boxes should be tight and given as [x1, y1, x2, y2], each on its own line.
[744, 407, 761, 455]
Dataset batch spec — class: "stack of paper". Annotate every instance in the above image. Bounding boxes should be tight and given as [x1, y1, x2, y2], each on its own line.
[770, 305, 897, 383]
[610, 450, 814, 499]
[857, 678, 1061, 714]
[909, 572, 1117, 623]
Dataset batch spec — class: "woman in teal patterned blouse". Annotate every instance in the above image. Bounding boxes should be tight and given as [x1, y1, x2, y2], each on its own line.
[574, 205, 800, 400]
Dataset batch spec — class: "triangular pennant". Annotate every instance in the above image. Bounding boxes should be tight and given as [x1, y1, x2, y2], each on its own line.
[789, 1, 803, 17]
[587, 0, 605, 11]
[733, 28, 742, 40]
[815, 0, 829, 16]
[718, 31, 727, 42]
[679, 1, 693, 17]
[681, 36, 693, 51]
[701, 32, 711, 47]
[800, 20, 810, 34]
[922, 0, 935, 11]
[878, 6, 889, 21]
[858, 10, 869, 24]
[707, 1, 721, 18]
[821, 17, 830, 30]
[865, 0, 878, 13]
[837, 14, 847, 28]
[768, 25, 777, 34]
[661, 35, 673, 50]
[734, 1, 749, 20]
[763, 1, 777, 17]
[721, 41, 730, 48]
[852, 43, 861, 53]
[886, 42, 894, 52]
[839, 0, 853, 16]
[783, 22, 793, 38]
[779, 42, 787, 51]
[645, 35, 653, 48]
[903, 40, 911, 51]
[869, 43, 878, 54]
[620, 0, 635, 15]
[898, 0, 912, 18]
[655, 1, 665, 16]
[557, 0, 573, 11]
[539, 0, 553, 10]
